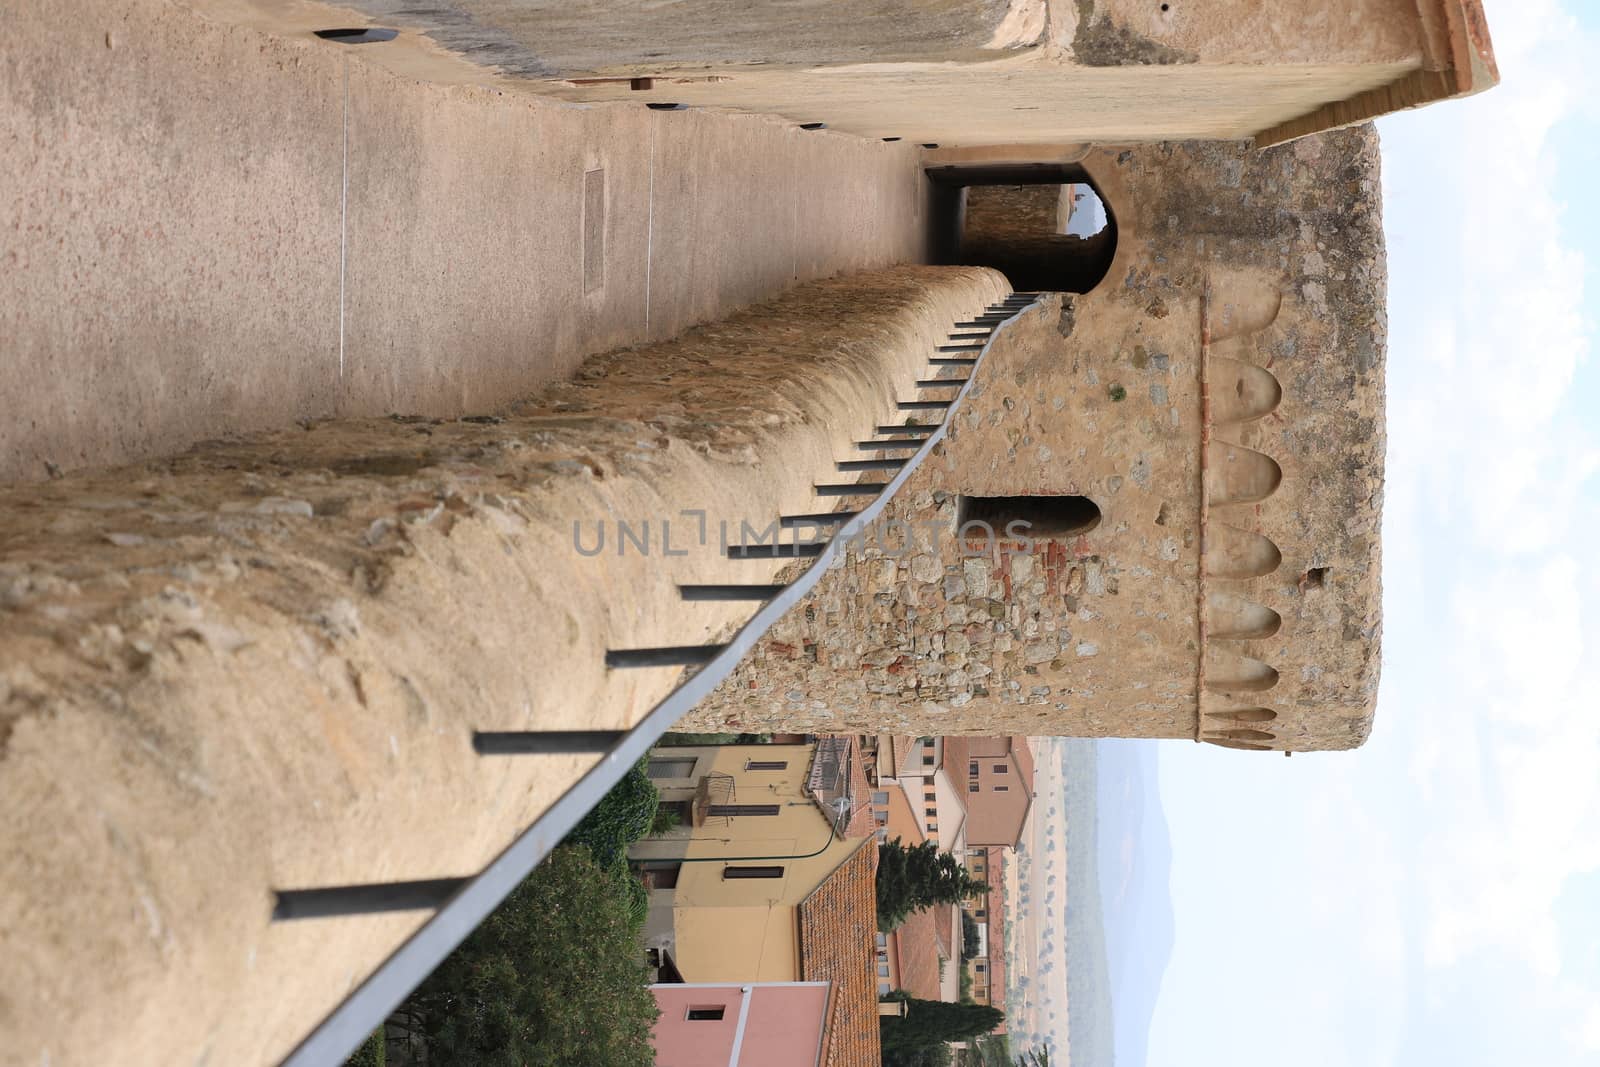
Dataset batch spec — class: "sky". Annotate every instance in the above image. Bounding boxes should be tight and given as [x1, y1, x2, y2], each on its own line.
[1148, 1, 1600, 1063]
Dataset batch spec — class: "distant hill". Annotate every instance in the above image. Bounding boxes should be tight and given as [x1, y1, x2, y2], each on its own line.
[1093, 742, 1175, 1067]
[1054, 739, 1174, 1067]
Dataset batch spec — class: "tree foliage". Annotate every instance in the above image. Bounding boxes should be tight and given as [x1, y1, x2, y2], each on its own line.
[877, 839, 989, 932]
[883, 1042, 954, 1067]
[402, 846, 659, 1067]
[565, 757, 660, 867]
[880, 993, 1004, 1053]
[961, 910, 981, 960]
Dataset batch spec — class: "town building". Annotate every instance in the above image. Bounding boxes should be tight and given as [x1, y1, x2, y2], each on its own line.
[632, 739, 881, 1067]
[651, 983, 832, 1067]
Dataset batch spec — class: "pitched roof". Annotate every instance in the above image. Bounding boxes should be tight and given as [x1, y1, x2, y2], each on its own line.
[889, 735, 922, 778]
[890, 907, 943, 1001]
[944, 736, 1032, 849]
[842, 737, 878, 838]
[932, 903, 955, 962]
[983, 846, 1009, 1021]
[798, 836, 882, 1067]
[883, 785, 925, 847]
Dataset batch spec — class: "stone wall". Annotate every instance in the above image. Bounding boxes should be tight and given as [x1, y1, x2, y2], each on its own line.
[0, 265, 1006, 1066]
[189, 0, 1496, 146]
[960, 184, 1115, 292]
[688, 127, 1387, 752]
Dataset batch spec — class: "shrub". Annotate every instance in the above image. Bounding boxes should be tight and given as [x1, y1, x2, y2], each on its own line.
[961, 911, 981, 960]
[564, 758, 660, 867]
[342, 1027, 385, 1067]
[402, 846, 658, 1067]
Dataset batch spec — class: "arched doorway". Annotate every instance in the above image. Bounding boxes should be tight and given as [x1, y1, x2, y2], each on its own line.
[924, 162, 1117, 293]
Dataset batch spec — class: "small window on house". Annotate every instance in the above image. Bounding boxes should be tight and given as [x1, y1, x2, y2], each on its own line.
[975, 909, 987, 919]
[687, 1005, 727, 1021]
[969, 783, 980, 793]
[875, 812, 889, 826]
[878, 963, 890, 977]
[723, 865, 785, 879]
[872, 791, 890, 805]
[876, 828, 889, 842]
[969, 760, 979, 777]
[923, 754, 935, 766]
[994, 764, 1008, 774]
[648, 758, 697, 780]
[975, 962, 987, 973]
[745, 760, 788, 771]
[707, 804, 780, 817]
[879, 980, 893, 995]
[958, 495, 1101, 538]
[926, 807, 938, 818]
[995, 785, 1009, 792]
[877, 933, 889, 947]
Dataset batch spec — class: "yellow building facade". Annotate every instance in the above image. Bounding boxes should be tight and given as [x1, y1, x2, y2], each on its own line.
[631, 742, 872, 982]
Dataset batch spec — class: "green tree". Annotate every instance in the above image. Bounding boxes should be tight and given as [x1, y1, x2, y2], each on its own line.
[961, 911, 981, 960]
[564, 757, 660, 867]
[402, 846, 658, 1067]
[880, 992, 1004, 1053]
[884, 1043, 954, 1067]
[877, 839, 989, 932]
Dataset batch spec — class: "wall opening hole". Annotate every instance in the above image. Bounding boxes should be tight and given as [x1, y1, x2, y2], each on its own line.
[799, 122, 827, 130]
[314, 27, 399, 44]
[630, 77, 655, 90]
[957, 494, 1101, 538]
[1303, 567, 1328, 590]
[883, 136, 902, 142]
[923, 164, 1118, 293]
[647, 102, 687, 110]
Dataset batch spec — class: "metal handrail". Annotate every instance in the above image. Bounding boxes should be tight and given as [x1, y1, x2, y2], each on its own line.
[276, 294, 1036, 1066]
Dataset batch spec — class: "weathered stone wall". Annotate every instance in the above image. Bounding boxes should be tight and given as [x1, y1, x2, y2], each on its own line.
[966, 185, 1063, 239]
[0, 266, 1007, 1065]
[688, 127, 1387, 752]
[189, 0, 1495, 146]
[960, 185, 1115, 292]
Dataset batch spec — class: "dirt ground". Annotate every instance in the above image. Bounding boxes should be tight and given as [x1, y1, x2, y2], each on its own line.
[0, 0, 931, 484]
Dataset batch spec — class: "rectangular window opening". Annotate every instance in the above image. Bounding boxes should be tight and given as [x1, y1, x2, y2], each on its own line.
[958, 494, 1101, 538]
[687, 1005, 726, 1021]
[745, 760, 788, 771]
[723, 865, 785, 879]
[707, 804, 780, 817]
[647, 758, 696, 780]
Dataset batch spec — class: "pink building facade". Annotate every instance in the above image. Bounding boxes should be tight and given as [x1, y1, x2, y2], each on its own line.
[651, 982, 831, 1067]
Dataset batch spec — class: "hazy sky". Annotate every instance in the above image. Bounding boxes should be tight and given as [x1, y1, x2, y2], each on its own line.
[1149, 2, 1600, 1063]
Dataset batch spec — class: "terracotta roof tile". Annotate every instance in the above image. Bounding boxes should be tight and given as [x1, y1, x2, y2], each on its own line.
[932, 903, 954, 961]
[985, 846, 1008, 1021]
[890, 907, 943, 1000]
[842, 737, 878, 838]
[798, 837, 882, 1067]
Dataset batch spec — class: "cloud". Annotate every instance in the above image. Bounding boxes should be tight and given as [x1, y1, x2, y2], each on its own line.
[1376, 0, 1600, 1058]
[1157, 3, 1600, 1064]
